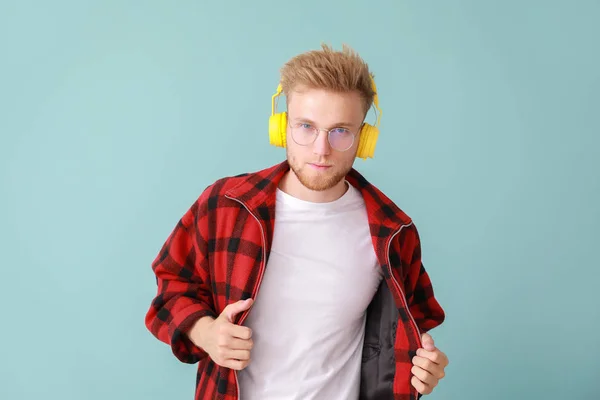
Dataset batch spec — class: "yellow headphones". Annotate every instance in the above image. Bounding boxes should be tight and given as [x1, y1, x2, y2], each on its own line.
[268, 76, 382, 159]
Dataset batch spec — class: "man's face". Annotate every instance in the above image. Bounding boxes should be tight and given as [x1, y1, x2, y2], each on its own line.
[285, 86, 365, 193]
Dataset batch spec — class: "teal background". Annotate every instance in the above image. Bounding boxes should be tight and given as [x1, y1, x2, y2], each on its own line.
[1, 1, 599, 399]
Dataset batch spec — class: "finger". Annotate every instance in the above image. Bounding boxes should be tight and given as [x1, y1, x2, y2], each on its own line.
[216, 333, 253, 350]
[223, 298, 254, 322]
[412, 356, 445, 380]
[228, 324, 253, 340]
[224, 348, 251, 361]
[417, 348, 448, 366]
[411, 376, 432, 395]
[214, 347, 251, 367]
[228, 337, 254, 351]
[411, 365, 437, 387]
[421, 332, 435, 351]
[223, 358, 250, 371]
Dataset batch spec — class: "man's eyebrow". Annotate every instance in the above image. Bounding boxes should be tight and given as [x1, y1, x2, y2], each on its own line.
[291, 117, 357, 128]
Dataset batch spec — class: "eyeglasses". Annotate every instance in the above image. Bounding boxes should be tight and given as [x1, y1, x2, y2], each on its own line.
[289, 121, 361, 151]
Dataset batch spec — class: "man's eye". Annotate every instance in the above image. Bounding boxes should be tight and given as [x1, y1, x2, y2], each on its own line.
[331, 128, 350, 134]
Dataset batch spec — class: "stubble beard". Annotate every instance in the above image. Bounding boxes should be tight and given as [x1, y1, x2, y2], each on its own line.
[287, 152, 352, 192]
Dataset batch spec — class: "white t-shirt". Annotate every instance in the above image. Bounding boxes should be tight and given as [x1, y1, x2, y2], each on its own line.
[236, 181, 383, 400]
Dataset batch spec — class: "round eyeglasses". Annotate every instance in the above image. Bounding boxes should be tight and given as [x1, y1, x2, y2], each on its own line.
[289, 122, 361, 152]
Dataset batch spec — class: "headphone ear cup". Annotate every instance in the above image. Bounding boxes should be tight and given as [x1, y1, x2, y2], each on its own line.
[269, 112, 287, 148]
[356, 123, 379, 159]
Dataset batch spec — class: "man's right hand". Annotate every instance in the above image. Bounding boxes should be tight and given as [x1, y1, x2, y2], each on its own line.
[187, 298, 254, 370]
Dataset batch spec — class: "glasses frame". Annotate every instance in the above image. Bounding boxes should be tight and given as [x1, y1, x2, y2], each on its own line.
[287, 120, 364, 152]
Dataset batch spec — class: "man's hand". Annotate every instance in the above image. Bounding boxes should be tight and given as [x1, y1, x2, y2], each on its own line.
[411, 332, 449, 395]
[187, 298, 254, 370]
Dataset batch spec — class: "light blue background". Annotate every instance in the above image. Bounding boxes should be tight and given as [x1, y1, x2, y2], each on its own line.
[1, 1, 598, 399]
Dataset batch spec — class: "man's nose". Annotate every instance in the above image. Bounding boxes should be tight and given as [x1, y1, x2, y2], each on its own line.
[312, 129, 331, 156]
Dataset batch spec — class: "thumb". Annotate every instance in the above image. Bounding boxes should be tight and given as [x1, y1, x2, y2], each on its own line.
[421, 332, 436, 351]
[223, 298, 254, 323]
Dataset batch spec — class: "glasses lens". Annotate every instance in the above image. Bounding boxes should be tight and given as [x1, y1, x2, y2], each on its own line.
[329, 128, 354, 150]
[291, 124, 316, 145]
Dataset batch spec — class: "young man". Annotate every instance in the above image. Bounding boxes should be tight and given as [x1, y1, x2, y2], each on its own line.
[145, 44, 448, 400]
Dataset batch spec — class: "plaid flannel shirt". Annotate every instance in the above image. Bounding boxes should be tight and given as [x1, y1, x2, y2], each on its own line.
[145, 161, 445, 400]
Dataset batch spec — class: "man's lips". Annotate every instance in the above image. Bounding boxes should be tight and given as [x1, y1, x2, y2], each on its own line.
[308, 163, 332, 169]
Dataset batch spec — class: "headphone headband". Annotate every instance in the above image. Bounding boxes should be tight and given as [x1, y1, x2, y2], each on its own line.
[271, 83, 283, 116]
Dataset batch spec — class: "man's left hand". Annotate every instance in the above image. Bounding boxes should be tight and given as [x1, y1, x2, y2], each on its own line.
[411, 332, 449, 395]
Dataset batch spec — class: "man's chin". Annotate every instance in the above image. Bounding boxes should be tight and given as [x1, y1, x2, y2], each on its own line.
[297, 172, 341, 192]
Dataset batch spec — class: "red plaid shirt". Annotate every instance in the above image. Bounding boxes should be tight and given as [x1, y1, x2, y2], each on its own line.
[145, 161, 445, 400]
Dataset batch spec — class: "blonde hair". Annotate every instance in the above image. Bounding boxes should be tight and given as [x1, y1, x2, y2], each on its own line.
[279, 43, 376, 113]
